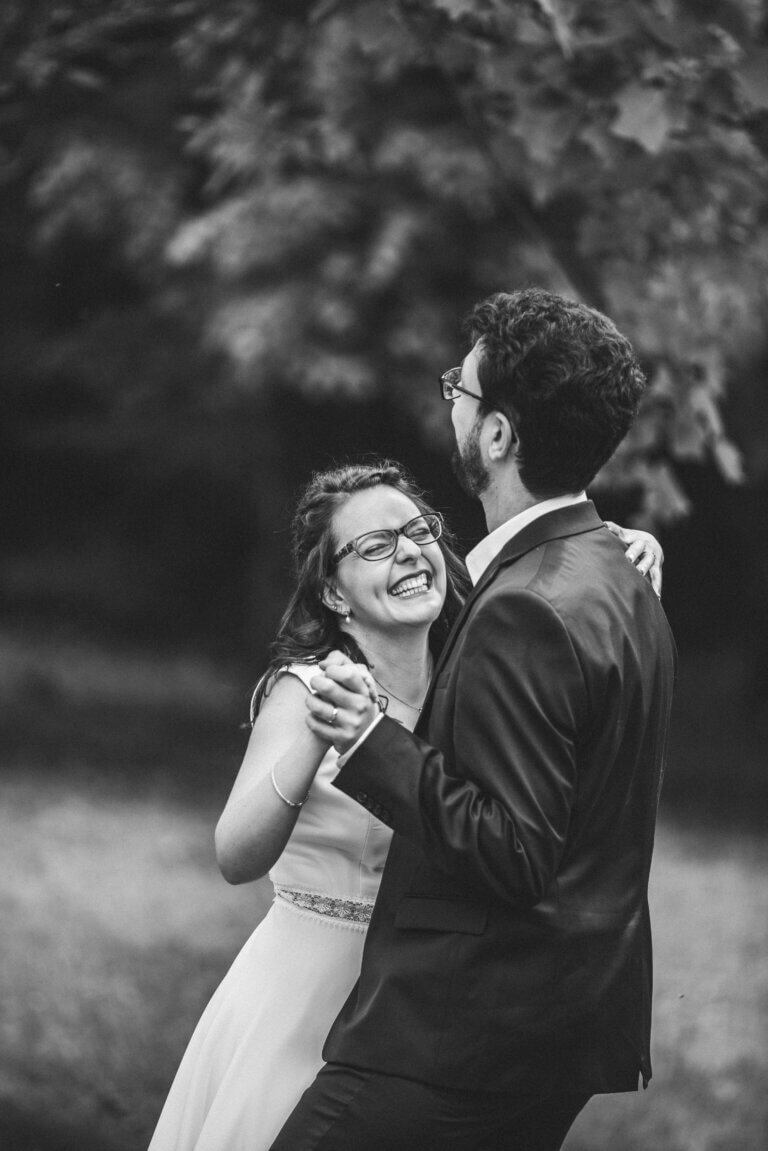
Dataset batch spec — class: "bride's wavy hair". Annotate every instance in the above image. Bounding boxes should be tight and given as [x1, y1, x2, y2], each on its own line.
[251, 460, 469, 715]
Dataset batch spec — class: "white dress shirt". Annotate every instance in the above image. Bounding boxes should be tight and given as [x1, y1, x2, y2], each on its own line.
[465, 492, 587, 585]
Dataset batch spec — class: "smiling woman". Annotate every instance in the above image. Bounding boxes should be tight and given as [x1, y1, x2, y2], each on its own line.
[148, 460, 469, 1151]
[323, 491, 447, 644]
[263, 462, 470, 678]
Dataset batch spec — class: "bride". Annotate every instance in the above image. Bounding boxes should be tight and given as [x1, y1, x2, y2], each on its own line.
[148, 460, 663, 1151]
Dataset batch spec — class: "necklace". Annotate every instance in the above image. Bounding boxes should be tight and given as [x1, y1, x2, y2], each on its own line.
[371, 670, 431, 713]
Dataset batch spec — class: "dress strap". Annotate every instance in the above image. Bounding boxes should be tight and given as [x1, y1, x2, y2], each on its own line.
[249, 661, 319, 725]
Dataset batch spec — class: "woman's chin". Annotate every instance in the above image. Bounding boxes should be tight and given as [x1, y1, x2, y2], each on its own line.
[390, 593, 443, 625]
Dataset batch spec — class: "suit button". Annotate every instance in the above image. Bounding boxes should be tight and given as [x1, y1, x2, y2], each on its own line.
[356, 791, 369, 805]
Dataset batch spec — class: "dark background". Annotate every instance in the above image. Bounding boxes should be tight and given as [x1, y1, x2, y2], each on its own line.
[1, 3, 767, 1149]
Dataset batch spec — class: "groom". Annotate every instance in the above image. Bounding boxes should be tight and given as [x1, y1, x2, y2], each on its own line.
[271, 289, 677, 1149]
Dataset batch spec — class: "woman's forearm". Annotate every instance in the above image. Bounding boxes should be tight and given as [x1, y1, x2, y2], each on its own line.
[215, 726, 329, 884]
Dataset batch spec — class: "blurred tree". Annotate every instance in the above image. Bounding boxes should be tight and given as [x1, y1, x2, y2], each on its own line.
[155, 0, 768, 517]
[1, 0, 767, 657]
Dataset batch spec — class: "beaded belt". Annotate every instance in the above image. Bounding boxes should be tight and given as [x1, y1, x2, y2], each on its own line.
[274, 885, 374, 924]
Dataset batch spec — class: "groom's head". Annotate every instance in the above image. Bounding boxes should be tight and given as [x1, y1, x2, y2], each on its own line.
[450, 288, 647, 501]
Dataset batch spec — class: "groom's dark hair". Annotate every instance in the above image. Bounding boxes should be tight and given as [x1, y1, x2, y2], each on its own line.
[465, 288, 647, 497]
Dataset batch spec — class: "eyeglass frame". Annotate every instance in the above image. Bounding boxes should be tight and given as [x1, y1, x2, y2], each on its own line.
[440, 367, 518, 445]
[439, 366, 487, 405]
[331, 512, 444, 566]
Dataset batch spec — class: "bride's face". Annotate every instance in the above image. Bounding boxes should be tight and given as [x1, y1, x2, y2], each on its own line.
[326, 486, 447, 637]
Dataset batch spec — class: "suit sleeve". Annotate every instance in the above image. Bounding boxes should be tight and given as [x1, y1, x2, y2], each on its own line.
[333, 587, 588, 906]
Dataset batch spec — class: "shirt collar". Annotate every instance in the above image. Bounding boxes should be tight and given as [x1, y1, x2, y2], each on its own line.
[465, 492, 588, 586]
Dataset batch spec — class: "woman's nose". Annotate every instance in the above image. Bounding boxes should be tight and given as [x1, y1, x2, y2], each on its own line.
[395, 533, 421, 561]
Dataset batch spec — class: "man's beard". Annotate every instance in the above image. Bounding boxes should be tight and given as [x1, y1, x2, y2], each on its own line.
[451, 419, 490, 498]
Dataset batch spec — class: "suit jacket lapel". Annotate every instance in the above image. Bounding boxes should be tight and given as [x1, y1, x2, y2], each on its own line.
[416, 501, 604, 730]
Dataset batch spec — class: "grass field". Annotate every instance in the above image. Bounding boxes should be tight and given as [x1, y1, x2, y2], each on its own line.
[1, 629, 766, 1150]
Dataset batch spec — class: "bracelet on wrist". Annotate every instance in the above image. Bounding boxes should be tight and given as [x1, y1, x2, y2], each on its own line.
[270, 766, 309, 809]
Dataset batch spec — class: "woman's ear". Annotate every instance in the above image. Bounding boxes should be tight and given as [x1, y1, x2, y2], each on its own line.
[321, 581, 350, 619]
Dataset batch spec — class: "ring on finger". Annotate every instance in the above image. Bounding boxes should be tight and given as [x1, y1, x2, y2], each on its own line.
[329, 706, 338, 727]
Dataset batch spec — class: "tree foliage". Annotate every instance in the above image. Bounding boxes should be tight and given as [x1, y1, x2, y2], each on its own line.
[2, 0, 767, 559]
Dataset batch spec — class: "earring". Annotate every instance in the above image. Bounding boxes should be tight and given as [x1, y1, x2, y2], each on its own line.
[340, 606, 351, 620]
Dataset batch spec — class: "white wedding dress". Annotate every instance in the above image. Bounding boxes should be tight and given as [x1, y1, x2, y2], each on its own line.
[148, 663, 392, 1150]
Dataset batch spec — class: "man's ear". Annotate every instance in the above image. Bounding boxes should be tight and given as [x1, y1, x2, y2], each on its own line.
[487, 410, 518, 462]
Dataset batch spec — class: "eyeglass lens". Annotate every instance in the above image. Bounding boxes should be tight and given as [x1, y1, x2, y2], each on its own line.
[442, 367, 461, 399]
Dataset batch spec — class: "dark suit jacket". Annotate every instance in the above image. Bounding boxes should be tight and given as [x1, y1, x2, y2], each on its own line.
[325, 501, 677, 1096]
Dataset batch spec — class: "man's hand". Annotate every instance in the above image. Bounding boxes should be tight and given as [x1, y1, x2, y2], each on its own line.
[307, 652, 381, 754]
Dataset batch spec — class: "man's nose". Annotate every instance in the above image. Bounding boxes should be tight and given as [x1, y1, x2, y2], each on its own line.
[450, 401, 460, 431]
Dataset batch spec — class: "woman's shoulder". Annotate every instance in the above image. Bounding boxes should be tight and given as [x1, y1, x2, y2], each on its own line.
[249, 659, 320, 724]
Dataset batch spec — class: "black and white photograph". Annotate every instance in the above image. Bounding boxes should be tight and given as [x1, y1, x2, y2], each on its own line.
[1, 3, 767, 1149]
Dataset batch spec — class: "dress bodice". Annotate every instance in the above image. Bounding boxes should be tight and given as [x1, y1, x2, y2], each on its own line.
[261, 663, 392, 902]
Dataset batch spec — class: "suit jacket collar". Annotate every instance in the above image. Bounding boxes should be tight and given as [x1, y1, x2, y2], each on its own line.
[417, 500, 604, 730]
[465, 493, 587, 585]
[469, 499, 603, 602]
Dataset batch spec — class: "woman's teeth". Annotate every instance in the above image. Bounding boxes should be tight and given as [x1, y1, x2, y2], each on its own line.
[390, 573, 430, 598]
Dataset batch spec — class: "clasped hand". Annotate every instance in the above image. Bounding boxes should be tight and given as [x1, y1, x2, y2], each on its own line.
[307, 652, 381, 754]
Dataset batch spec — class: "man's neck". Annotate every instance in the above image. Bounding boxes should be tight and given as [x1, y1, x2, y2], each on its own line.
[480, 472, 540, 534]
